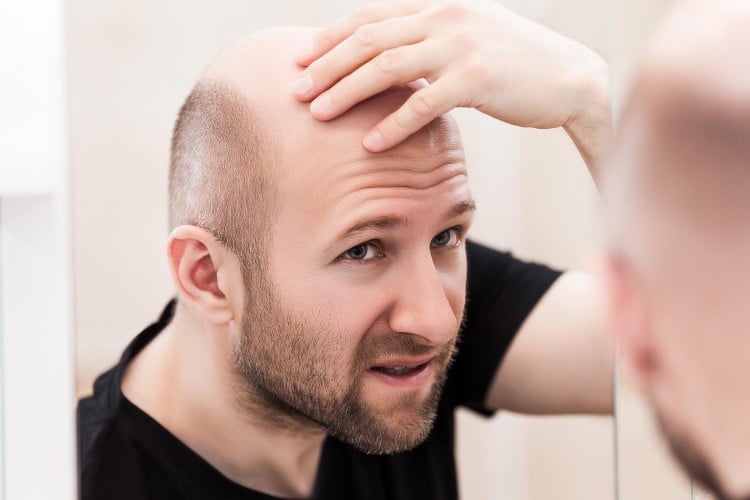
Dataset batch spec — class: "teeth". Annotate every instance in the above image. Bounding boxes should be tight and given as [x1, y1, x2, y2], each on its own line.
[378, 365, 418, 376]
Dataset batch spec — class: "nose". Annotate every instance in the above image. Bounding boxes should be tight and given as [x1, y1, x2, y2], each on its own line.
[387, 252, 460, 346]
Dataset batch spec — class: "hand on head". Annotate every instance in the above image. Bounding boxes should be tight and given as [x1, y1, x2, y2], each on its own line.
[292, 0, 609, 152]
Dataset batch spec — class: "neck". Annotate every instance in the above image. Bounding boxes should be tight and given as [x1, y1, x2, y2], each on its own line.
[122, 303, 327, 498]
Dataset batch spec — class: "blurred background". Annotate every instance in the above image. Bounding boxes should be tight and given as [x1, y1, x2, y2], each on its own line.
[0, 0, 712, 498]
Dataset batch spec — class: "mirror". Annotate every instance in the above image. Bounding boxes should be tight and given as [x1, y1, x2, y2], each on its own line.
[611, 1, 721, 499]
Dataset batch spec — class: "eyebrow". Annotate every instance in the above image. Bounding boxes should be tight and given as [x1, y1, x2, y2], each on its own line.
[331, 198, 477, 247]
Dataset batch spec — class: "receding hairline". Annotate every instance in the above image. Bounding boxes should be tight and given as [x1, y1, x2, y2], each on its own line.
[168, 77, 280, 259]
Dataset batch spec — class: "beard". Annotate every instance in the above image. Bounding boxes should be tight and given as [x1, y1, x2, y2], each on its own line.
[655, 410, 750, 500]
[232, 270, 458, 455]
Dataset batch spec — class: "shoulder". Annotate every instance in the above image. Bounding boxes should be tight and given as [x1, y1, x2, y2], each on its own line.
[78, 391, 148, 499]
[465, 239, 562, 306]
[78, 366, 120, 467]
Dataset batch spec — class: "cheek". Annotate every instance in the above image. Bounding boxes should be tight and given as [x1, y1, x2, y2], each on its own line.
[271, 267, 385, 370]
[288, 273, 387, 334]
[444, 259, 467, 321]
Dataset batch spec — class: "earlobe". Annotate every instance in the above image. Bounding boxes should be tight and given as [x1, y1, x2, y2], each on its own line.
[603, 255, 656, 386]
[167, 225, 235, 324]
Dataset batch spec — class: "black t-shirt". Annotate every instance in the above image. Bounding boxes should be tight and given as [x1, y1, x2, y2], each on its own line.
[78, 240, 561, 500]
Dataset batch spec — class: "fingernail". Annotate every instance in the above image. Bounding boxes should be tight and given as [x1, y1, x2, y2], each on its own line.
[363, 131, 383, 151]
[310, 94, 331, 115]
[292, 74, 313, 96]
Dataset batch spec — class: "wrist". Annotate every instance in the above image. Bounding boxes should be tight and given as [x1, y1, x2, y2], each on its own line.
[563, 59, 612, 184]
[565, 53, 611, 134]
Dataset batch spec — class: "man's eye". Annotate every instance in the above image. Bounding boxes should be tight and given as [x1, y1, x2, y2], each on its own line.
[431, 228, 460, 248]
[341, 242, 378, 261]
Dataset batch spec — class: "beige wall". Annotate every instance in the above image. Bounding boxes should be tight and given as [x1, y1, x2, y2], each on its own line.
[66, 1, 689, 498]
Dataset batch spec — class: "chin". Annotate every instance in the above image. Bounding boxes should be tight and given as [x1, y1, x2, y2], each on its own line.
[655, 409, 729, 498]
[326, 390, 441, 455]
[333, 417, 435, 456]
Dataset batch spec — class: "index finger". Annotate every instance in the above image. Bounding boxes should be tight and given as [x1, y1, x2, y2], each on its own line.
[363, 76, 460, 152]
[296, 0, 429, 66]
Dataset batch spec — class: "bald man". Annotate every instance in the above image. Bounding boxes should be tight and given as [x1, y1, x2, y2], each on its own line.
[78, 5, 612, 499]
[605, 2, 750, 499]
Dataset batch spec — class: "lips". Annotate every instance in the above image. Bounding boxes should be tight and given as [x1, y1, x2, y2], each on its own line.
[371, 356, 434, 374]
[368, 356, 435, 388]
[372, 362, 430, 376]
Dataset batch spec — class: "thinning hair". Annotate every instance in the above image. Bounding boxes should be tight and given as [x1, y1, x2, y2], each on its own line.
[169, 80, 279, 275]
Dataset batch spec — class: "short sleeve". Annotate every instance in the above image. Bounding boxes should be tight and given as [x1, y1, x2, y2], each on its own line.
[446, 240, 563, 416]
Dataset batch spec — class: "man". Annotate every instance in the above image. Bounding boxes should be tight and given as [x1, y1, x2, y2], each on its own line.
[604, 2, 750, 499]
[78, 3, 611, 499]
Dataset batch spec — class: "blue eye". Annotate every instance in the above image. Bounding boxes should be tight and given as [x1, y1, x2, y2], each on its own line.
[341, 242, 379, 261]
[431, 228, 460, 248]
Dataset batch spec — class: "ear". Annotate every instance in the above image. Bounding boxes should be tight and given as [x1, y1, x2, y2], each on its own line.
[602, 254, 656, 388]
[167, 225, 238, 324]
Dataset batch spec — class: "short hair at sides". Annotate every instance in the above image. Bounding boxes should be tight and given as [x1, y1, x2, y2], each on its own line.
[169, 80, 279, 277]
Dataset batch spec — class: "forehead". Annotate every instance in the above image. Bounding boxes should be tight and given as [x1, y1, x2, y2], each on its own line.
[289, 115, 466, 203]
[274, 84, 470, 211]
[271, 113, 471, 259]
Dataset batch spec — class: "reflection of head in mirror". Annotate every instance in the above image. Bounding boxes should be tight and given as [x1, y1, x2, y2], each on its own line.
[166, 26, 471, 454]
[605, 1, 750, 498]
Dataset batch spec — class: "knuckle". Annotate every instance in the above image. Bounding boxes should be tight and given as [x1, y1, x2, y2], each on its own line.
[374, 48, 404, 76]
[409, 91, 435, 117]
[390, 110, 409, 134]
[352, 23, 378, 49]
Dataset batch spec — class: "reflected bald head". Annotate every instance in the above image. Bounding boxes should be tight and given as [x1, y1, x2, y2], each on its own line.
[607, 0, 750, 265]
[605, 3, 750, 497]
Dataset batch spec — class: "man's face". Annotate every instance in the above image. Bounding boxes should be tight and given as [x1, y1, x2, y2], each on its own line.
[233, 93, 474, 454]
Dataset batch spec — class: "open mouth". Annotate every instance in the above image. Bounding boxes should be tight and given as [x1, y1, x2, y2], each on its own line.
[368, 358, 434, 388]
[371, 362, 430, 376]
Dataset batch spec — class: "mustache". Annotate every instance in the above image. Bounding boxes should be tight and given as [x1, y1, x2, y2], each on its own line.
[352, 331, 459, 374]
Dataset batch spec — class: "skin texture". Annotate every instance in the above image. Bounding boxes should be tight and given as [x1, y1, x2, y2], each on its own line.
[123, 27, 473, 498]
[604, 1, 750, 498]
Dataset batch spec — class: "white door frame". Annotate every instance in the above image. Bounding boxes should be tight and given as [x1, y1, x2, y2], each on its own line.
[0, 0, 76, 498]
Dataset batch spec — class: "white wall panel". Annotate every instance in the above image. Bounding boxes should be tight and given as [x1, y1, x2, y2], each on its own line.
[0, 0, 75, 498]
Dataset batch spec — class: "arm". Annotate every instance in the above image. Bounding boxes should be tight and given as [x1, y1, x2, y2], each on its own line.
[563, 73, 612, 185]
[484, 271, 613, 414]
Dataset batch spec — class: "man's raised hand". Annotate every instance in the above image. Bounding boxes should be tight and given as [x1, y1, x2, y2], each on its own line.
[293, 0, 609, 153]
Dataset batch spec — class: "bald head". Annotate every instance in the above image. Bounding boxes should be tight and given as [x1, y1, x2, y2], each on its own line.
[169, 27, 459, 280]
[606, 0, 750, 270]
[605, 2, 750, 497]
[165, 28, 471, 458]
